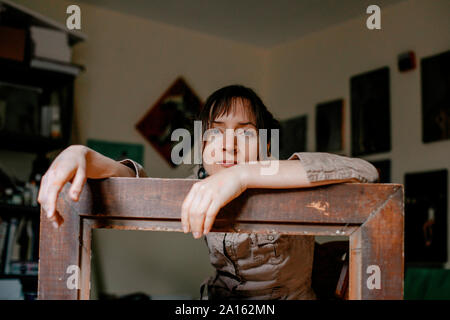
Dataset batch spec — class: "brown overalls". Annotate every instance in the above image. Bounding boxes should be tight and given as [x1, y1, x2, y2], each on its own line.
[119, 152, 379, 300]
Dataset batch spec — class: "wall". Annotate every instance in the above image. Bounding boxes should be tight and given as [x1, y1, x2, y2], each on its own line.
[3, 0, 450, 298]
[264, 0, 450, 265]
[7, 0, 267, 298]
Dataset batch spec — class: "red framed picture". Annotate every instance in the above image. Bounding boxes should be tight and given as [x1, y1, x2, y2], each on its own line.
[135, 77, 202, 167]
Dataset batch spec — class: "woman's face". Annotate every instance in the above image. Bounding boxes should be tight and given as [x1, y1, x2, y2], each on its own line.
[202, 98, 259, 176]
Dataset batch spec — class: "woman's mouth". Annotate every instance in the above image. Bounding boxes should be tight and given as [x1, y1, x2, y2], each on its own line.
[217, 161, 237, 168]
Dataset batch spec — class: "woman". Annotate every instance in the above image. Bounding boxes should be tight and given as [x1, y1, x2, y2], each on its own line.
[39, 85, 378, 300]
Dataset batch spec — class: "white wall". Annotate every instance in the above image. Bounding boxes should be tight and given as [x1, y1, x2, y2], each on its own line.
[69, 1, 268, 299]
[9, 0, 267, 299]
[265, 0, 450, 264]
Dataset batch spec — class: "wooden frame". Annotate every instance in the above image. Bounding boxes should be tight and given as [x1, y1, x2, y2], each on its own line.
[37, 178, 404, 300]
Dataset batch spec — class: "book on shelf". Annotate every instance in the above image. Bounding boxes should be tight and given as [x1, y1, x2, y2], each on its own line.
[40, 105, 60, 137]
[0, 217, 8, 272]
[10, 216, 26, 262]
[1, 216, 39, 275]
[2, 217, 18, 274]
[9, 261, 38, 276]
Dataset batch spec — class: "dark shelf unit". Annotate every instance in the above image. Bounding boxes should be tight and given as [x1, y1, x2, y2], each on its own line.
[0, 61, 76, 298]
[0, 203, 40, 216]
[0, 57, 76, 154]
[0, 131, 66, 154]
[0, 0, 86, 300]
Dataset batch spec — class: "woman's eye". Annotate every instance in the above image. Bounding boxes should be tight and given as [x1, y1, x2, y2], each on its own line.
[244, 130, 256, 136]
[235, 128, 256, 137]
[210, 128, 222, 135]
[237, 129, 255, 137]
[204, 128, 222, 140]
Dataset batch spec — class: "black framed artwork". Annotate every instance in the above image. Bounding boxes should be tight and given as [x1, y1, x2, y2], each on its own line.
[87, 139, 144, 165]
[421, 50, 450, 143]
[350, 67, 391, 157]
[279, 115, 307, 160]
[315, 99, 344, 152]
[369, 159, 391, 183]
[404, 169, 448, 266]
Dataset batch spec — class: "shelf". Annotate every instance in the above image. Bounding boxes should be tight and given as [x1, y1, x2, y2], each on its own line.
[0, 57, 78, 83]
[0, 203, 40, 216]
[0, 0, 87, 46]
[0, 58, 74, 154]
[30, 57, 84, 76]
[0, 131, 67, 154]
[0, 57, 84, 78]
[0, 273, 37, 279]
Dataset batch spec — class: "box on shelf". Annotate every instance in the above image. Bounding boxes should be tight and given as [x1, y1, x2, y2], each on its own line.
[0, 26, 26, 62]
[0, 279, 23, 300]
[30, 26, 72, 63]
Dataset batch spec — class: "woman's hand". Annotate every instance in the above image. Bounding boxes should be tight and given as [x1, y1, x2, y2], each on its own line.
[181, 165, 248, 239]
[38, 145, 89, 228]
[37, 145, 136, 228]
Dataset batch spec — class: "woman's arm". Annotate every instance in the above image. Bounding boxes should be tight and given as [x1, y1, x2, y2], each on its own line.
[239, 152, 379, 189]
[85, 148, 138, 178]
[181, 152, 379, 238]
[117, 159, 148, 178]
[39, 145, 142, 228]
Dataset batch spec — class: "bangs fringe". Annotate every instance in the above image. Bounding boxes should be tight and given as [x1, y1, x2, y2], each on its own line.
[206, 97, 255, 129]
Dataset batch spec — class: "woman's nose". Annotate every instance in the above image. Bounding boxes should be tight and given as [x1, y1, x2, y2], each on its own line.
[222, 129, 237, 153]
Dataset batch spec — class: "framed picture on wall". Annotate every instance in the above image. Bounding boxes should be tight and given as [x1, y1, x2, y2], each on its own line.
[350, 67, 391, 157]
[315, 99, 344, 152]
[404, 169, 448, 266]
[279, 115, 307, 160]
[135, 77, 203, 167]
[87, 139, 144, 165]
[421, 50, 450, 143]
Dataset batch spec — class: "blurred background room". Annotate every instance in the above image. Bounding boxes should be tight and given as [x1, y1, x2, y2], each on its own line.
[0, 0, 449, 300]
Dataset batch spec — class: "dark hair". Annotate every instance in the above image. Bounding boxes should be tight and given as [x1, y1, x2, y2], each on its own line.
[198, 85, 280, 155]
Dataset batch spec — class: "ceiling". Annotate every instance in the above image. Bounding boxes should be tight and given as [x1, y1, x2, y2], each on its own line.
[77, 0, 407, 48]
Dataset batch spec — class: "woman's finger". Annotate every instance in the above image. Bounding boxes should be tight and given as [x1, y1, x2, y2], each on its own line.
[37, 172, 56, 218]
[37, 173, 48, 206]
[189, 191, 213, 238]
[69, 166, 87, 201]
[203, 199, 221, 235]
[41, 167, 75, 219]
[191, 192, 213, 239]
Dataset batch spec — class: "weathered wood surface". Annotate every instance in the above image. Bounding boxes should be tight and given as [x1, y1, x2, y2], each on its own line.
[38, 178, 404, 300]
